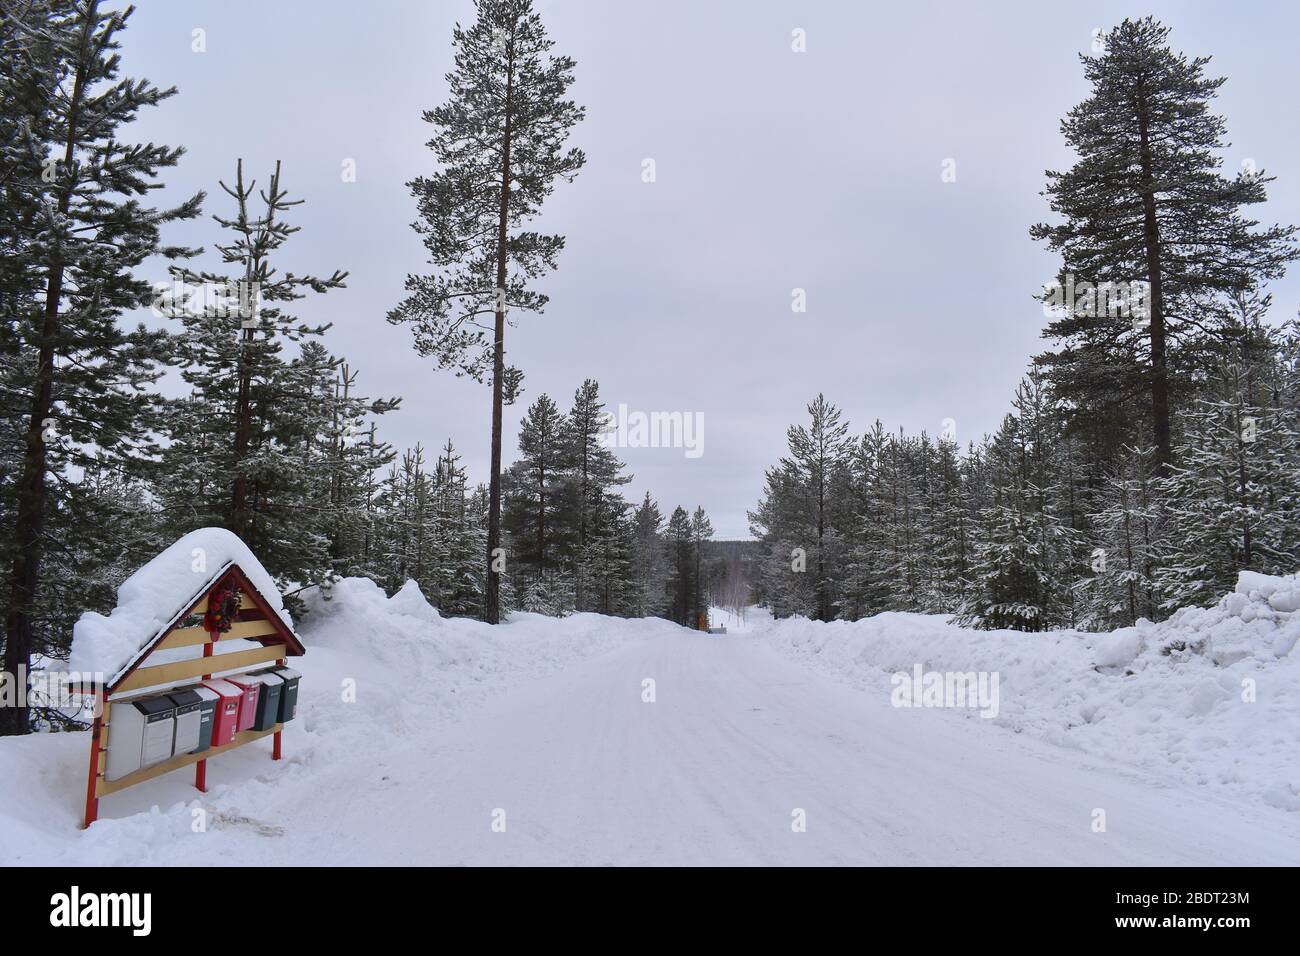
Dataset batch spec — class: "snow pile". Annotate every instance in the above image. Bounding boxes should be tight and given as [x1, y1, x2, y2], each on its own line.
[68, 528, 293, 681]
[295, 576, 677, 741]
[756, 570, 1300, 811]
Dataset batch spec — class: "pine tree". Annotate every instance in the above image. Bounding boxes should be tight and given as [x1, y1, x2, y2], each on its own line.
[839, 422, 895, 619]
[1031, 16, 1299, 472]
[161, 159, 347, 545]
[664, 506, 694, 626]
[691, 507, 714, 626]
[502, 393, 568, 580]
[921, 436, 970, 612]
[630, 492, 667, 617]
[561, 380, 630, 612]
[322, 365, 399, 579]
[2, 1, 202, 735]
[388, 0, 585, 623]
[956, 375, 1078, 631]
[749, 395, 851, 621]
[584, 504, 636, 616]
[1082, 445, 1162, 628]
[1155, 306, 1298, 608]
[431, 442, 490, 617]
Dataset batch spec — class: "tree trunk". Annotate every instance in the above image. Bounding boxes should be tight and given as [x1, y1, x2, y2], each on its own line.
[230, 159, 267, 543]
[231, 325, 254, 538]
[537, 458, 546, 575]
[485, 40, 515, 625]
[1135, 83, 1173, 473]
[2, 8, 95, 736]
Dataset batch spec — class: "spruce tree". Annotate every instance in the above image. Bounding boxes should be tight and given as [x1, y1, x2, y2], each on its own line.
[1083, 445, 1162, 628]
[839, 422, 895, 619]
[1155, 310, 1298, 608]
[630, 492, 667, 617]
[561, 380, 630, 611]
[749, 395, 851, 621]
[691, 507, 714, 625]
[956, 375, 1078, 631]
[664, 506, 694, 626]
[1, 1, 202, 735]
[389, 0, 585, 623]
[502, 392, 568, 579]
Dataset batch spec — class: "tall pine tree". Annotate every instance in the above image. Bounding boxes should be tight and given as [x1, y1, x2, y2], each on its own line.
[389, 0, 585, 623]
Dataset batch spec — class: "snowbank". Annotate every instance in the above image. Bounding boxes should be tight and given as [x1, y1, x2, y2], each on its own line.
[68, 528, 293, 681]
[756, 570, 1300, 811]
[295, 576, 678, 738]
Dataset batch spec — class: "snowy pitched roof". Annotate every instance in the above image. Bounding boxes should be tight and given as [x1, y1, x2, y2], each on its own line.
[69, 528, 300, 689]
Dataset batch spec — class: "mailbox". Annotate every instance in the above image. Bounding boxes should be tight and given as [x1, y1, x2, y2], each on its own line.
[167, 688, 205, 755]
[226, 673, 262, 733]
[191, 686, 220, 753]
[272, 667, 301, 723]
[105, 695, 162, 781]
[138, 696, 178, 768]
[202, 679, 243, 747]
[251, 672, 284, 732]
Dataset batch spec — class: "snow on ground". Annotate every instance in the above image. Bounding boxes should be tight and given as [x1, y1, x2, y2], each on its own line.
[752, 570, 1300, 812]
[1, 572, 1298, 865]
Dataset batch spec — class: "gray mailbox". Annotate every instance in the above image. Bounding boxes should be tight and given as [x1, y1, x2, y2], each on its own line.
[167, 688, 205, 755]
[191, 685, 220, 753]
[251, 672, 284, 732]
[272, 667, 301, 723]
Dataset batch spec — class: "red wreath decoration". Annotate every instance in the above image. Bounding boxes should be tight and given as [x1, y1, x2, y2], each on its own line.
[203, 584, 243, 634]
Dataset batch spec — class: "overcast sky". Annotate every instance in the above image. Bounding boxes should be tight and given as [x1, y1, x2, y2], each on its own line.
[118, 1, 1300, 538]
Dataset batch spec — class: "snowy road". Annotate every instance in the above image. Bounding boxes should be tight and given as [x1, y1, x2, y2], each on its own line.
[14, 628, 1300, 866]
[255, 632, 1298, 865]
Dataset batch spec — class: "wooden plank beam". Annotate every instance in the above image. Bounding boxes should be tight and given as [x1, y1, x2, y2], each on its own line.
[156, 618, 278, 650]
[96, 723, 283, 797]
[114, 644, 285, 694]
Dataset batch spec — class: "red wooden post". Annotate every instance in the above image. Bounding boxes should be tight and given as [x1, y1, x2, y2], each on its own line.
[83, 705, 102, 829]
[195, 638, 214, 792]
[271, 654, 286, 761]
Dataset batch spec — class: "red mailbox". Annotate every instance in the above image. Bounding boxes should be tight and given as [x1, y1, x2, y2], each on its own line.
[225, 674, 262, 734]
[202, 679, 243, 747]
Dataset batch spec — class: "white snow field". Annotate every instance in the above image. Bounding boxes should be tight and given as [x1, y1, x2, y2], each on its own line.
[2, 573, 1299, 866]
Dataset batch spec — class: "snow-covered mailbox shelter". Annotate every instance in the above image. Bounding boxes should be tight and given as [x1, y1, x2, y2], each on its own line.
[69, 529, 305, 828]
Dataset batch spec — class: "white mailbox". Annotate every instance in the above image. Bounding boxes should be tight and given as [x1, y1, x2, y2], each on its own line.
[106, 695, 176, 780]
[139, 696, 178, 768]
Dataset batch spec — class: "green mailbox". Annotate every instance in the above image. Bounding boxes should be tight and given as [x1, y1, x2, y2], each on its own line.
[251, 672, 284, 732]
[272, 667, 301, 723]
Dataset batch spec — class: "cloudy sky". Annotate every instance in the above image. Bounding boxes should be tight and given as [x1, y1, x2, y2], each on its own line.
[119, 0, 1300, 538]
